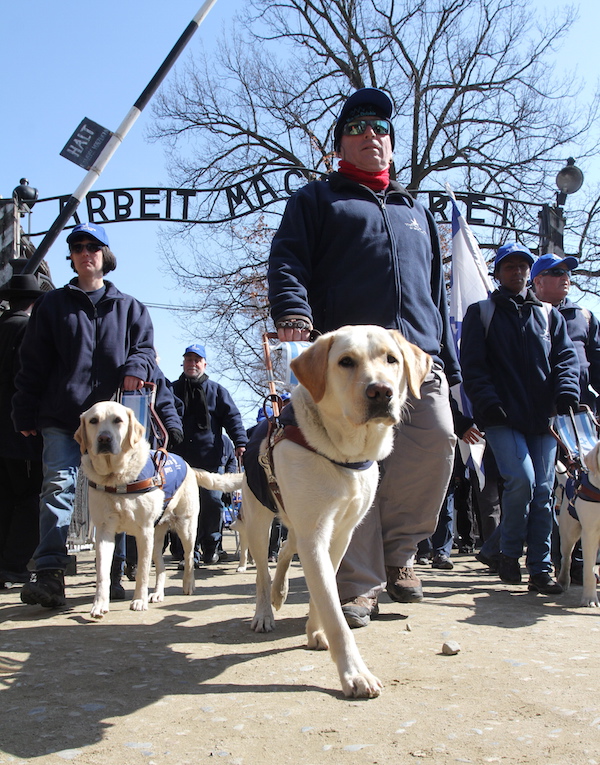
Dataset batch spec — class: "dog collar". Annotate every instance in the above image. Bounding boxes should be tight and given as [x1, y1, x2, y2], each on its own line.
[87, 475, 163, 495]
[275, 404, 374, 471]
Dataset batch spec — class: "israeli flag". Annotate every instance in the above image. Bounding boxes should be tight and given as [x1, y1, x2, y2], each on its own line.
[447, 186, 494, 484]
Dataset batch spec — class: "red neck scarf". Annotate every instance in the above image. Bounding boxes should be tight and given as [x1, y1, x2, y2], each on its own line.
[338, 160, 390, 191]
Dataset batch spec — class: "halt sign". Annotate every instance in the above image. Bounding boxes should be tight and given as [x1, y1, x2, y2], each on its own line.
[60, 118, 113, 170]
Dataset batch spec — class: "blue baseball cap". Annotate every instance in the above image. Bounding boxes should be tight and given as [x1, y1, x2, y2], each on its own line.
[66, 222, 109, 247]
[334, 88, 395, 151]
[494, 242, 535, 269]
[184, 344, 206, 359]
[530, 253, 579, 280]
[257, 405, 274, 423]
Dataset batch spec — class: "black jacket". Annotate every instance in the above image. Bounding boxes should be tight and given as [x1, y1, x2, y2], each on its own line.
[460, 287, 579, 434]
[12, 279, 155, 434]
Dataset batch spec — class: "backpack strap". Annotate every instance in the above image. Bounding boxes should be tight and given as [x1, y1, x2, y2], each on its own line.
[478, 299, 495, 338]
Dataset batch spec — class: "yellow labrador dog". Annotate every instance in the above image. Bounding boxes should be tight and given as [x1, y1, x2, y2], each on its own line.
[75, 401, 243, 618]
[240, 325, 431, 698]
[557, 443, 600, 607]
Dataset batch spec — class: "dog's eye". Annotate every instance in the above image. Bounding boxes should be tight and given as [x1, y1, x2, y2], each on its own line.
[113, 417, 123, 424]
[89, 417, 98, 424]
[339, 356, 355, 368]
[387, 354, 399, 364]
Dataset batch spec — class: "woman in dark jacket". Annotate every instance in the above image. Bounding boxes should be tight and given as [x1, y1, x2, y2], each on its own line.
[14, 223, 155, 608]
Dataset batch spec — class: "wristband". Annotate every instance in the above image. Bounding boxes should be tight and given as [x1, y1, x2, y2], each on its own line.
[275, 318, 312, 331]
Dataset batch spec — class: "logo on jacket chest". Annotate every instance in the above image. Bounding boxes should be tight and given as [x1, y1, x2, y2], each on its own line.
[405, 217, 426, 235]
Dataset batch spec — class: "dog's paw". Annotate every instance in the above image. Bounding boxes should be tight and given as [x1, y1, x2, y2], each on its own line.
[271, 581, 289, 611]
[149, 592, 164, 603]
[236, 565, 247, 573]
[307, 628, 329, 651]
[342, 670, 383, 699]
[580, 594, 599, 607]
[130, 598, 148, 611]
[251, 612, 275, 632]
[182, 582, 195, 596]
[90, 601, 108, 619]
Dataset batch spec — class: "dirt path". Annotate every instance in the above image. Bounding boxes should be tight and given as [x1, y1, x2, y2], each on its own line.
[1, 537, 599, 765]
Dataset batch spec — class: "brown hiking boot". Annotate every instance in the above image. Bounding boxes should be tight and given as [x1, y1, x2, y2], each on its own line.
[340, 595, 379, 629]
[386, 566, 424, 603]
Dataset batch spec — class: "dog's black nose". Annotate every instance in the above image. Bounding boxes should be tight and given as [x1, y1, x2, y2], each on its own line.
[96, 432, 113, 452]
[366, 382, 393, 401]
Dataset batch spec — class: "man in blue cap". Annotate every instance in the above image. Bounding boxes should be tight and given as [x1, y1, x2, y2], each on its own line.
[171, 344, 247, 565]
[531, 253, 600, 411]
[13, 223, 156, 609]
[268, 87, 460, 626]
[461, 242, 579, 593]
[531, 252, 600, 584]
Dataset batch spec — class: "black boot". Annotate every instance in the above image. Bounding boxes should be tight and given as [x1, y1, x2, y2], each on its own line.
[110, 560, 126, 601]
[21, 569, 66, 608]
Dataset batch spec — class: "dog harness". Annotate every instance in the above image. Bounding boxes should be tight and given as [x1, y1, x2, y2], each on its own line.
[567, 472, 600, 522]
[243, 403, 374, 514]
[87, 449, 188, 518]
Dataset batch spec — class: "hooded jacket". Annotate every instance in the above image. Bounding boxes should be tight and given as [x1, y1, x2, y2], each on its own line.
[268, 172, 461, 385]
[460, 287, 579, 434]
[12, 279, 155, 434]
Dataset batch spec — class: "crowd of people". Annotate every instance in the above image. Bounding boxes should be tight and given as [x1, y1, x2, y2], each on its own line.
[1, 88, 597, 624]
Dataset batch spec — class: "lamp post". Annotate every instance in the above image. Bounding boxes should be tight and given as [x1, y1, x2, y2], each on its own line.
[538, 158, 584, 256]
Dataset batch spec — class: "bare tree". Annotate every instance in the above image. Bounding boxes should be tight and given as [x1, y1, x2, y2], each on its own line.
[150, 0, 600, 388]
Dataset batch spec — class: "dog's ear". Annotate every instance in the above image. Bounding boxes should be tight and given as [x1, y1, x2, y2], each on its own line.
[122, 407, 147, 452]
[389, 330, 432, 399]
[289, 335, 334, 403]
[583, 442, 600, 475]
[73, 415, 88, 455]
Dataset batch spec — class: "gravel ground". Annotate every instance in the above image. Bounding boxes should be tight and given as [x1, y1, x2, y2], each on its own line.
[1, 535, 600, 765]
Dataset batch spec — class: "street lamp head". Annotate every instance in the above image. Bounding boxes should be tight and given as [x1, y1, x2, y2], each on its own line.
[13, 178, 39, 212]
[556, 158, 584, 206]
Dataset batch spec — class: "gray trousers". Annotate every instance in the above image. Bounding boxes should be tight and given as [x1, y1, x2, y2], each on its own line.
[337, 365, 456, 601]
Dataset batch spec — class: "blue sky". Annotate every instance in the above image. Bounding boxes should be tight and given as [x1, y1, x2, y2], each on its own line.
[2, 0, 599, 425]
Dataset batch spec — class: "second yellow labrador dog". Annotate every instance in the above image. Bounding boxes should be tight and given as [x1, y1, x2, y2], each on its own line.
[557, 443, 600, 607]
[240, 325, 431, 698]
[75, 401, 243, 618]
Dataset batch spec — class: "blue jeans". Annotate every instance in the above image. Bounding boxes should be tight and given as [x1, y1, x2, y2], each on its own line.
[483, 426, 556, 575]
[34, 427, 81, 571]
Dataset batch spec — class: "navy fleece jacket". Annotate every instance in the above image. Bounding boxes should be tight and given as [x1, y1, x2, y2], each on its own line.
[460, 287, 579, 434]
[268, 172, 460, 385]
[12, 279, 155, 434]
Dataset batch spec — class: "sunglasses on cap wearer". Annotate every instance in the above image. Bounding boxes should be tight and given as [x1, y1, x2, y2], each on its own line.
[342, 118, 391, 136]
[540, 268, 570, 277]
[69, 241, 103, 254]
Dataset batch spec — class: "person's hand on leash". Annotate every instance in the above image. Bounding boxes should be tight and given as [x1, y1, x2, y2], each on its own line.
[122, 375, 145, 391]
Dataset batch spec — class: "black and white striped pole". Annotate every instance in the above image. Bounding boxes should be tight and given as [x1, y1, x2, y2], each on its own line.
[21, 0, 219, 275]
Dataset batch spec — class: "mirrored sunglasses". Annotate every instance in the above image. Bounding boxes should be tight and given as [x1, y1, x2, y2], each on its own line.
[342, 118, 391, 136]
[540, 268, 569, 277]
[70, 242, 102, 254]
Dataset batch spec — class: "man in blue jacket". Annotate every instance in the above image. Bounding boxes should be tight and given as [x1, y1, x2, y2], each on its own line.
[531, 252, 600, 585]
[461, 243, 579, 593]
[268, 88, 459, 626]
[172, 344, 247, 565]
[531, 253, 600, 410]
[13, 222, 156, 609]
